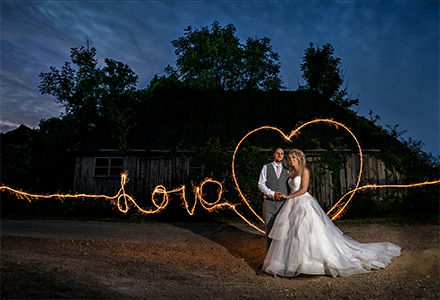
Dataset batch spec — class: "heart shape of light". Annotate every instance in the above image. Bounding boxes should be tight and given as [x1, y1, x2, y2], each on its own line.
[231, 119, 364, 230]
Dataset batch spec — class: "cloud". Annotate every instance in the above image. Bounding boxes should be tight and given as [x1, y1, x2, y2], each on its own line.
[0, 1, 438, 154]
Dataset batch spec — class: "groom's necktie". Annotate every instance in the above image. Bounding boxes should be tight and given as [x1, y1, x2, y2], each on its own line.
[277, 165, 280, 178]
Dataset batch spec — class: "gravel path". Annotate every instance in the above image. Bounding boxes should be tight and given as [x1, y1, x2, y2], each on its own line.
[1, 219, 439, 299]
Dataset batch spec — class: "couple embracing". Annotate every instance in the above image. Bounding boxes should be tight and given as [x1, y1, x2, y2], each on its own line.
[258, 148, 400, 278]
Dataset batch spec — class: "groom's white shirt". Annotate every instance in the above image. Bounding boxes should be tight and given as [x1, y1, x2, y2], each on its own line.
[258, 161, 288, 198]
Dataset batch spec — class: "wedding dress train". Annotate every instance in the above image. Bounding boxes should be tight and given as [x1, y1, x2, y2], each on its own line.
[262, 176, 401, 277]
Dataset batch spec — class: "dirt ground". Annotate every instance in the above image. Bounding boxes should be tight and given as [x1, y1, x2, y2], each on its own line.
[1, 219, 439, 299]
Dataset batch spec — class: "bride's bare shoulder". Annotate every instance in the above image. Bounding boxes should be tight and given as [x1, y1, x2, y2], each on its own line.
[301, 167, 310, 176]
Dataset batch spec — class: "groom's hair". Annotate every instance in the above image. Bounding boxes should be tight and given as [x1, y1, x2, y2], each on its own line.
[273, 147, 284, 153]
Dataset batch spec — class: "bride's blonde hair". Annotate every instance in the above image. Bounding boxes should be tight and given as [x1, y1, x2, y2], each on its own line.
[288, 149, 306, 169]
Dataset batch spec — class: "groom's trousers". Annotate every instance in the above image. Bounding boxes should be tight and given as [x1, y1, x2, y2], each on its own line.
[263, 198, 285, 251]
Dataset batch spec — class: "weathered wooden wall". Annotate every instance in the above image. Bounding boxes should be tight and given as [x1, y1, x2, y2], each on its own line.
[306, 151, 401, 209]
[73, 154, 191, 207]
[73, 151, 401, 209]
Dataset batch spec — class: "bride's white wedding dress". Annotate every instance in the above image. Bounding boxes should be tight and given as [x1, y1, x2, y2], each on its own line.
[262, 176, 401, 278]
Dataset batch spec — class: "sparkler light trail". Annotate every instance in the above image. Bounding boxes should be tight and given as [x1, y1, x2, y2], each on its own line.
[327, 180, 440, 220]
[1, 119, 439, 233]
[0, 172, 262, 232]
[231, 119, 364, 223]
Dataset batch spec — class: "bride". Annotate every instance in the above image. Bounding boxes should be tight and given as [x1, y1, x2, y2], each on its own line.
[262, 149, 401, 278]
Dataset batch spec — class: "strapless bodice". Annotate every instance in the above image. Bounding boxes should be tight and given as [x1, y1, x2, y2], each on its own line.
[288, 176, 301, 193]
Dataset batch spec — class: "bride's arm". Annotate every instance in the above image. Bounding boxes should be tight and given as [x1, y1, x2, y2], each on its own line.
[285, 168, 310, 199]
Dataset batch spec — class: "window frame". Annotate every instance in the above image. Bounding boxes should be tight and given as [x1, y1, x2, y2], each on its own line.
[93, 157, 124, 178]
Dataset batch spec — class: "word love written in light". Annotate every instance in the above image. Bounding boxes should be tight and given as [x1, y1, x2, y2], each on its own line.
[1, 119, 439, 234]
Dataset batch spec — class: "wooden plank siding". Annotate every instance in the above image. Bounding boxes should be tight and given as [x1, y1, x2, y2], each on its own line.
[73, 151, 401, 210]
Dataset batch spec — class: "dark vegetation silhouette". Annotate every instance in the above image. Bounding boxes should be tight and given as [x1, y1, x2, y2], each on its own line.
[149, 21, 284, 92]
[1, 21, 438, 221]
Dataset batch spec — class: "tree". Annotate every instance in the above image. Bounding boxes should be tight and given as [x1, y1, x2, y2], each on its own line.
[39, 40, 102, 135]
[36, 116, 78, 192]
[243, 37, 283, 91]
[39, 40, 140, 151]
[300, 42, 358, 108]
[170, 21, 242, 90]
[100, 58, 139, 152]
[153, 21, 284, 92]
[332, 84, 360, 109]
[146, 69, 185, 92]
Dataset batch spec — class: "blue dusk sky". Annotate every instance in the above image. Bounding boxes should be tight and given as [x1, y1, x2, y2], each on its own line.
[1, 1, 438, 156]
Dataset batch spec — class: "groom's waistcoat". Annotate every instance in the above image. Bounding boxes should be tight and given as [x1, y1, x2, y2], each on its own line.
[265, 163, 289, 196]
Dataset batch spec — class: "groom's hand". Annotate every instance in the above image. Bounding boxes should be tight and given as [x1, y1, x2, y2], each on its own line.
[274, 192, 282, 199]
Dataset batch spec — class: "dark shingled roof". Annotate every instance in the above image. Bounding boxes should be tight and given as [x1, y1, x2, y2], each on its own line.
[71, 90, 405, 153]
[1, 124, 37, 145]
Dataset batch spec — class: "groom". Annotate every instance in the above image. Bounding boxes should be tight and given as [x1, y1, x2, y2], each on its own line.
[258, 148, 289, 251]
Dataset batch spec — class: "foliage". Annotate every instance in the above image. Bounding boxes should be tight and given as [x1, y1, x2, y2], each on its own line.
[332, 84, 359, 109]
[7, 27, 435, 221]
[150, 21, 284, 92]
[363, 110, 439, 182]
[300, 42, 358, 109]
[197, 138, 268, 218]
[39, 41, 101, 135]
[39, 40, 140, 152]
[345, 111, 439, 215]
[242, 37, 283, 91]
[300, 43, 342, 99]
[170, 21, 242, 91]
[233, 143, 269, 215]
[311, 137, 347, 203]
[36, 116, 78, 192]
[0, 127, 39, 191]
[147, 72, 185, 92]
[342, 194, 402, 219]
[195, 138, 235, 217]
[376, 132, 439, 214]
[100, 58, 139, 152]
[199, 137, 233, 180]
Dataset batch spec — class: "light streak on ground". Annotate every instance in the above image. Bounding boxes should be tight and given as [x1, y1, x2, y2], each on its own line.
[1, 119, 439, 233]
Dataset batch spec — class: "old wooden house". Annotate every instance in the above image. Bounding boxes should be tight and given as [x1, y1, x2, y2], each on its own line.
[71, 91, 405, 211]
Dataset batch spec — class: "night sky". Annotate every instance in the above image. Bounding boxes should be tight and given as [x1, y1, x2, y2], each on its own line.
[1, 1, 438, 156]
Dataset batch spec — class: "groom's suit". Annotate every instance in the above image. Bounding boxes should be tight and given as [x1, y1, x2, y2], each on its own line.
[258, 162, 289, 250]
